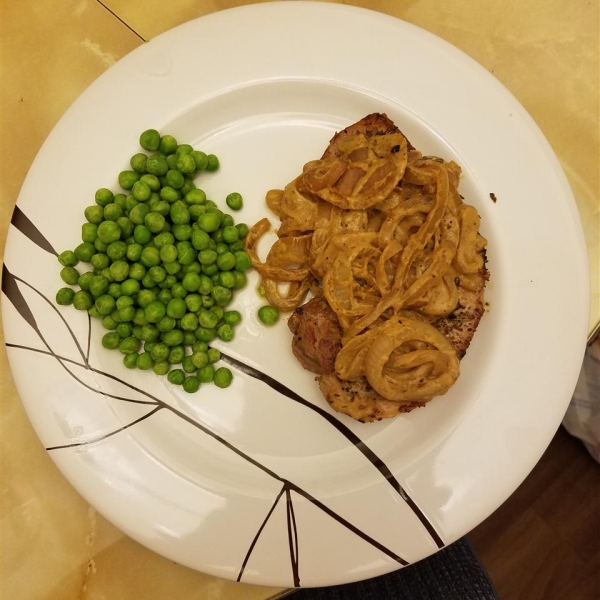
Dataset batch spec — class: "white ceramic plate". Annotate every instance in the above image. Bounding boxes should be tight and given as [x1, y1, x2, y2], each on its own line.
[2, 2, 589, 588]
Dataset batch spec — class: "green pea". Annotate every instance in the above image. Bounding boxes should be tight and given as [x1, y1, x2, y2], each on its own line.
[164, 296, 185, 319]
[198, 309, 219, 329]
[211, 274, 220, 286]
[142, 275, 155, 291]
[88, 275, 108, 297]
[194, 326, 216, 343]
[88, 306, 103, 319]
[108, 260, 129, 282]
[115, 217, 133, 238]
[118, 279, 138, 297]
[226, 192, 243, 211]
[118, 305, 136, 322]
[74, 242, 96, 262]
[207, 348, 221, 364]
[146, 154, 169, 176]
[197, 364, 215, 383]
[198, 249, 217, 266]
[205, 200, 217, 209]
[56, 287, 75, 306]
[198, 212, 220, 233]
[101, 331, 120, 350]
[100, 267, 114, 283]
[107, 241, 127, 261]
[90, 253, 109, 271]
[118, 170, 140, 190]
[135, 289, 155, 309]
[180, 312, 198, 331]
[152, 231, 173, 248]
[181, 355, 196, 374]
[189, 205, 207, 220]
[95, 188, 114, 207]
[192, 341, 209, 354]
[213, 367, 233, 388]
[116, 295, 134, 310]
[132, 180, 152, 202]
[172, 223, 192, 241]
[170, 201, 190, 225]
[129, 263, 146, 281]
[132, 325, 144, 339]
[141, 247, 161, 267]
[94, 238, 109, 253]
[167, 345, 185, 364]
[211, 286, 232, 307]
[152, 361, 170, 376]
[221, 225, 239, 244]
[139, 129, 160, 151]
[130, 153, 148, 173]
[221, 214, 234, 228]
[216, 323, 234, 342]
[215, 241, 228, 255]
[59, 266, 79, 286]
[183, 189, 205, 207]
[76, 272, 93, 292]
[201, 295, 214, 308]
[187, 350, 207, 369]
[182, 376, 199, 393]
[258, 305, 279, 326]
[157, 288, 173, 305]
[136, 352, 154, 370]
[166, 154, 179, 170]
[166, 169, 185, 190]
[131, 308, 146, 326]
[58, 250, 78, 267]
[181, 294, 200, 313]
[104, 203, 124, 221]
[157, 315, 176, 332]
[108, 282, 122, 298]
[97, 221, 121, 245]
[80, 223, 97, 244]
[201, 263, 219, 277]
[159, 186, 179, 204]
[191, 229, 210, 251]
[140, 324, 160, 342]
[229, 240, 246, 253]
[171, 282, 188, 299]
[234, 251, 252, 271]
[140, 173, 160, 191]
[196, 274, 212, 296]
[114, 193, 127, 210]
[190, 150, 208, 171]
[223, 310, 241, 326]
[216, 252, 236, 271]
[181, 272, 201, 292]
[159, 134, 178, 155]
[149, 343, 169, 362]
[144, 301, 166, 323]
[163, 329, 184, 347]
[84, 205, 104, 224]
[206, 154, 219, 172]
[116, 322, 132, 339]
[236, 223, 249, 239]
[181, 262, 201, 276]
[142, 212, 164, 234]
[95, 294, 116, 316]
[176, 241, 196, 265]
[122, 353, 138, 368]
[101, 313, 118, 329]
[148, 266, 166, 283]
[119, 336, 140, 355]
[73, 290, 94, 310]
[209, 306, 224, 321]
[167, 369, 185, 385]
[176, 154, 196, 174]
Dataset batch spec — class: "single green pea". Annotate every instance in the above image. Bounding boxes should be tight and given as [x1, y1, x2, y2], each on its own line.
[148, 266, 166, 284]
[84, 205, 104, 224]
[116, 216, 134, 238]
[95, 294, 116, 316]
[201, 295, 214, 308]
[211, 274, 220, 286]
[189, 205, 207, 220]
[116, 322, 132, 339]
[216, 323, 234, 342]
[171, 282, 188, 299]
[153, 200, 171, 217]
[181, 262, 201, 276]
[197, 274, 213, 296]
[104, 203, 124, 221]
[77, 271, 93, 291]
[166, 169, 185, 190]
[132, 325, 144, 339]
[142, 274, 156, 290]
[258, 305, 279, 326]
[153, 231, 174, 248]
[207, 348, 221, 364]
[139, 129, 160, 151]
[130, 152, 148, 173]
[229, 240, 245, 253]
[144, 301, 166, 323]
[166, 154, 179, 170]
[197, 364, 215, 383]
[146, 154, 169, 176]
[116, 295, 134, 310]
[172, 223, 193, 241]
[157, 246, 175, 266]
[216, 252, 236, 271]
[176, 154, 196, 174]
[167, 369, 185, 385]
[152, 361, 170, 376]
[81, 223, 98, 244]
[140, 246, 161, 267]
[182, 375, 200, 393]
[182, 294, 201, 313]
[194, 326, 216, 343]
[140, 173, 160, 191]
[124, 194, 139, 212]
[129, 262, 146, 281]
[74, 242, 96, 262]
[190, 351, 208, 369]
[106, 241, 127, 261]
[181, 355, 196, 374]
[56, 287, 75, 306]
[185, 332, 197, 347]
[150, 343, 170, 362]
[118, 279, 138, 297]
[201, 263, 219, 277]
[88, 275, 108, 297]
[88, 306, 103, 319]
[90, 253, 109, 271]
[205, 200, 217, 210]
[97, 221, 121, 245]
[156, 287, 172, 304]
[236, 223, 249, 239]
[118, 305, 136, 322]
[190, 150, 208, 171]
[60, 266, 79, 285]
[102, 314, 118, 330]
[192, 341, 209, 354]
[225, 192, 243, 211]
[213, 367, 233, 388]
[101, 331, 120, 349]
[206, 154, 219, 172]
[73, 290, 93, 311]
[167, 298, 187, 319]
[108, 282, 122, 298]
[58, 250, 78, 267]
[198, 212, 220, 233]
[163, 329, 184, 347]
[221, 214, 234, 228]
[170, 201, 190, 225]
[191, 229, 210, 252]
[176, 241, 196, 265]
[136, 289, 155, 309]
[234, 251, 252, 272]
[94, 238, 109, 253]
[129, 203, 149, 226]
[209, 306, 224, 321]
[142, 212, 164, 233]
[136, 352, 154, 370]
[140, 323, 160, 342]
[118, 170, 140, 190]
[132, 180, 152, 202]
[222, 310, 241, 326]
[159, 134, 178, 155]
[122, 353, 138, 368]
[130, 308, 146, 327]
[174, 144, 193, 156]
[95, 188, 114, 207]
[180, 312, 198, 331]
[156, 315, 176, 332]
[222, 225, 240, 244]
[108, 260, 129, 282]
[215, 241, 228, 255]
[198, 249, 217, 266]
[114, 193, 127, 210]
[198, 309, 219, 329]
[184, 189, 206, 206]
[167, 345, 185, 364]
[231, 271, 248, 290]
[181, 272, 201, 292]
[212, 286, 232, 307]
[159, 187, 179, 204]
[100, 267, 114, 283]
[123, 244, 141, 264]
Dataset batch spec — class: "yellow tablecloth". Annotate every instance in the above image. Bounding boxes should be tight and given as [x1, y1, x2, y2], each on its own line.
[1, 1, 598, 599]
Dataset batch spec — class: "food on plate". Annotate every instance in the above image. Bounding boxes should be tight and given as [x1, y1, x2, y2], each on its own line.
[55, 129, 250, 391]
[249, 113, 488, 421]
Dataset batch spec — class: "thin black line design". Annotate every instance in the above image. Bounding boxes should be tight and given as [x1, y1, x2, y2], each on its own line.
[221, 352, 444, 548]
[95, 0, 147, 42]
[285, 488, 300, 587]
[3, 263, 434, 581]
[86, 313, 92, 362]
[11, 205, 58, 256]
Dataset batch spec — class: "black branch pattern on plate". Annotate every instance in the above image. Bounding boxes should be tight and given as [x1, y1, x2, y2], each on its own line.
[3, 267, 411, 584]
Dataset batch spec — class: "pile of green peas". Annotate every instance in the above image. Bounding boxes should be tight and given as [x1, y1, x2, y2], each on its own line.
[55, 129, 250, 392]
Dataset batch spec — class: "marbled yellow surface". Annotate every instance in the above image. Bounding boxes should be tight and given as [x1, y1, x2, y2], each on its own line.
[1, 1, 598, 598]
